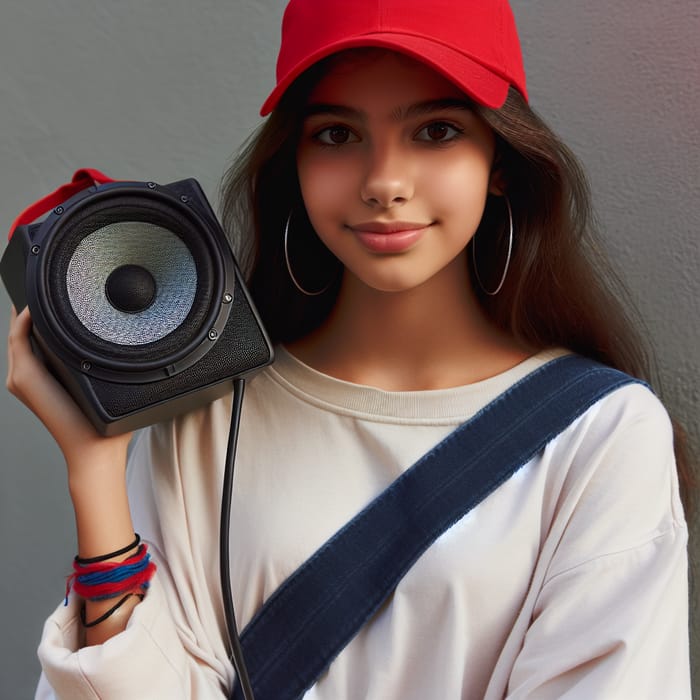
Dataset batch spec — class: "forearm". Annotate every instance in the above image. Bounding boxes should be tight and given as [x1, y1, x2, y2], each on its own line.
[8, 306, 143, 644]
[69, 451, 133, 559]
[68, 447, 140, 647]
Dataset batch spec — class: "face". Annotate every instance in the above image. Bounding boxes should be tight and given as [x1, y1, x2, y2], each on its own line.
[296, 50, 499, 295]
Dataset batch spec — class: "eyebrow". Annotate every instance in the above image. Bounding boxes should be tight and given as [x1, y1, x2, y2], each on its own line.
[303, 98, 476, 121]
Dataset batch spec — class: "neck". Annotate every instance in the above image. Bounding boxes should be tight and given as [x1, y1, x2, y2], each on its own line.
[287, 256, 530, 390]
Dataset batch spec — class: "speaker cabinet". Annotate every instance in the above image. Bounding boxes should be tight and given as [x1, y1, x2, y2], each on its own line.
[1, 177, 273, 435]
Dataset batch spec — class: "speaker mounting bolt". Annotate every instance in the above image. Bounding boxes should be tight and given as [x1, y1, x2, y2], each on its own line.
[146, 182, 157, 189]
[208, 329, 218, 341]
[54, 206, 64, 215]
[223, 293, 233, 304]
[81, 360, 92, 372]
[31, 245, 40, 255]
[179, 195, 189, 203]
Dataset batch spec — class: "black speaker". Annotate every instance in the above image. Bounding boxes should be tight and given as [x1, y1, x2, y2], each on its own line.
[1, 176, 274, 435]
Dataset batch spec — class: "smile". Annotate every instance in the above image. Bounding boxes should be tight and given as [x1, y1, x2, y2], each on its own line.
[347, 221, 432, 254]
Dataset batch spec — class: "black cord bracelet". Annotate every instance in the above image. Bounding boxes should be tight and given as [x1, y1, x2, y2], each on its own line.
[80, 592, 145, 628]
[75, 534, 141, 565]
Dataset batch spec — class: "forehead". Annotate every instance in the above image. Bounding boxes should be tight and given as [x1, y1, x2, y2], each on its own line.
[306, 48, 468, 106]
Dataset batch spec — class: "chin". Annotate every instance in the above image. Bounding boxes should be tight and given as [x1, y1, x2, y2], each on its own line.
[355, 273, 434, 295]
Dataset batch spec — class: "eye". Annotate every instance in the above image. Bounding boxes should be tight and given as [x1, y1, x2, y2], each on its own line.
[314, 125, 358, 146]
[415, 121, 463, 143]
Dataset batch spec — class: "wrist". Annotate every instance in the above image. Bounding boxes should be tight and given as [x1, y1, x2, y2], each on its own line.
[66, 440, 130, 494]
[67, 459, 135, 561]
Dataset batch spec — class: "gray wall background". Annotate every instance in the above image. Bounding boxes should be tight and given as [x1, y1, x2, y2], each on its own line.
[0, 1, 697, 697]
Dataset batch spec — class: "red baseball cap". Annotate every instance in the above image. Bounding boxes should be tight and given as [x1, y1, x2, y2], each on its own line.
[260, 0, 528, 116]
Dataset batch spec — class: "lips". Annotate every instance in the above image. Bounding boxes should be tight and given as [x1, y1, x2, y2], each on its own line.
[348, 221, 431, 253]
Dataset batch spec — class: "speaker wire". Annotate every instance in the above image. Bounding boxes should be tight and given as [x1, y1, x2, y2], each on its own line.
[219, 377, 256, 700]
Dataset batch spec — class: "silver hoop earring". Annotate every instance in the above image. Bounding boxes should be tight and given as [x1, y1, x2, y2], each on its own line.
[472, 196, 514, 296]
[283, 211, 333, 297]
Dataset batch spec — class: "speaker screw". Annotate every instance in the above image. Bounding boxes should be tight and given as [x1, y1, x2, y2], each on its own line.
[223, 293, 233, 304]
[146, 182, 157, 189]
[208, 329, 218, 340]
[31, 245, 40, 255]
[81, 360, 92, 371]
[54, 206, 64, 215]
[179, 195, 189, 203]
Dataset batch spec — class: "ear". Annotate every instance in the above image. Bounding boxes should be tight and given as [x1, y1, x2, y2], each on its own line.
[488, 164, 506, 196]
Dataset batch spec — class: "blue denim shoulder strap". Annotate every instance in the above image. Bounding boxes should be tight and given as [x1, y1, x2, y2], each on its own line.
[231, 355, 641, 700]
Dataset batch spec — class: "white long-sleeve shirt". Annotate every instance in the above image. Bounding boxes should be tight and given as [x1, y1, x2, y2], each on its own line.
[36, 347, 690, 699]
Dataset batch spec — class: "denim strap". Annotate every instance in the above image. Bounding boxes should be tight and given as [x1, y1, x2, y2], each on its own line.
[231, 355, 640, 700]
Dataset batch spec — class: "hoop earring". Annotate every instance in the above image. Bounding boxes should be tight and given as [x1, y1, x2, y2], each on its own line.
[472, 196, 514, 296]
[283, 211, 334, 296]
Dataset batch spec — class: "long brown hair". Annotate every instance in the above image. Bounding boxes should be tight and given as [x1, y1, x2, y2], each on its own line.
[220, 63, 694, 509]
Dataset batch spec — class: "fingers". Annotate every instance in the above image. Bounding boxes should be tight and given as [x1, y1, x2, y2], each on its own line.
[6, 305, 132, 480]
[6, 305, 94, 441]
[6, 305, 33, 397]
[7, 305, 48, 400]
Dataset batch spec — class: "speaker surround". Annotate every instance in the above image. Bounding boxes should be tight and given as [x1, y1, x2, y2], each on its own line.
[1, 177, 274, 435]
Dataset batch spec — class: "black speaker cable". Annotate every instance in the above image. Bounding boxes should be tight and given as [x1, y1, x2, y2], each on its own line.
[220, 377, 256, 700]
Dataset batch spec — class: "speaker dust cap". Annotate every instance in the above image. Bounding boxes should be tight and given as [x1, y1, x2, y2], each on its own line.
[32, 183, 234, 383]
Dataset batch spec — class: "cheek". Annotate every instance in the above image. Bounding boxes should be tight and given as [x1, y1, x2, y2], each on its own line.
[297, 153, 355, 219]
[421, 155, 493, 221]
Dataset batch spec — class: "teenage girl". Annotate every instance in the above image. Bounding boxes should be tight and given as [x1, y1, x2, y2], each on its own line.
[6, 0, 691, 698]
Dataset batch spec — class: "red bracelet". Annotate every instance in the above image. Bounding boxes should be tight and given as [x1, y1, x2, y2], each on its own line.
[65, 542, 156, 604]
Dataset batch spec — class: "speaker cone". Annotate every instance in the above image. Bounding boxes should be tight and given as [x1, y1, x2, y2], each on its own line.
[35, 190, 229, 380]
[66, 221, 197, 345]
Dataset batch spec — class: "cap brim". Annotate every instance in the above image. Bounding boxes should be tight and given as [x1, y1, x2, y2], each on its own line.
[260, 33, 514, 116]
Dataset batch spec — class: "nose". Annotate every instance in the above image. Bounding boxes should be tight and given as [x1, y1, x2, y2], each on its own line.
[360, 141, 414, 208]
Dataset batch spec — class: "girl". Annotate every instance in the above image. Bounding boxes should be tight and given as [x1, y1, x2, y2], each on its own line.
[6, 0, 691, 697]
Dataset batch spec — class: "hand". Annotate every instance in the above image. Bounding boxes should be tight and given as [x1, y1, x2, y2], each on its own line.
[8, 306, 140, 643]
[6, 306, 132, 472]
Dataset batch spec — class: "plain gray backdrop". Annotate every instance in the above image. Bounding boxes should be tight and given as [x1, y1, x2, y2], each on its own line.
[0, 1, 697, 697]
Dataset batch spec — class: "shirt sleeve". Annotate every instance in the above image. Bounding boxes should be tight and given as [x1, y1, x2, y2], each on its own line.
[36, 574, 228, 699]
[35, 404, 236, 699]
[504, 385, 691, 699]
